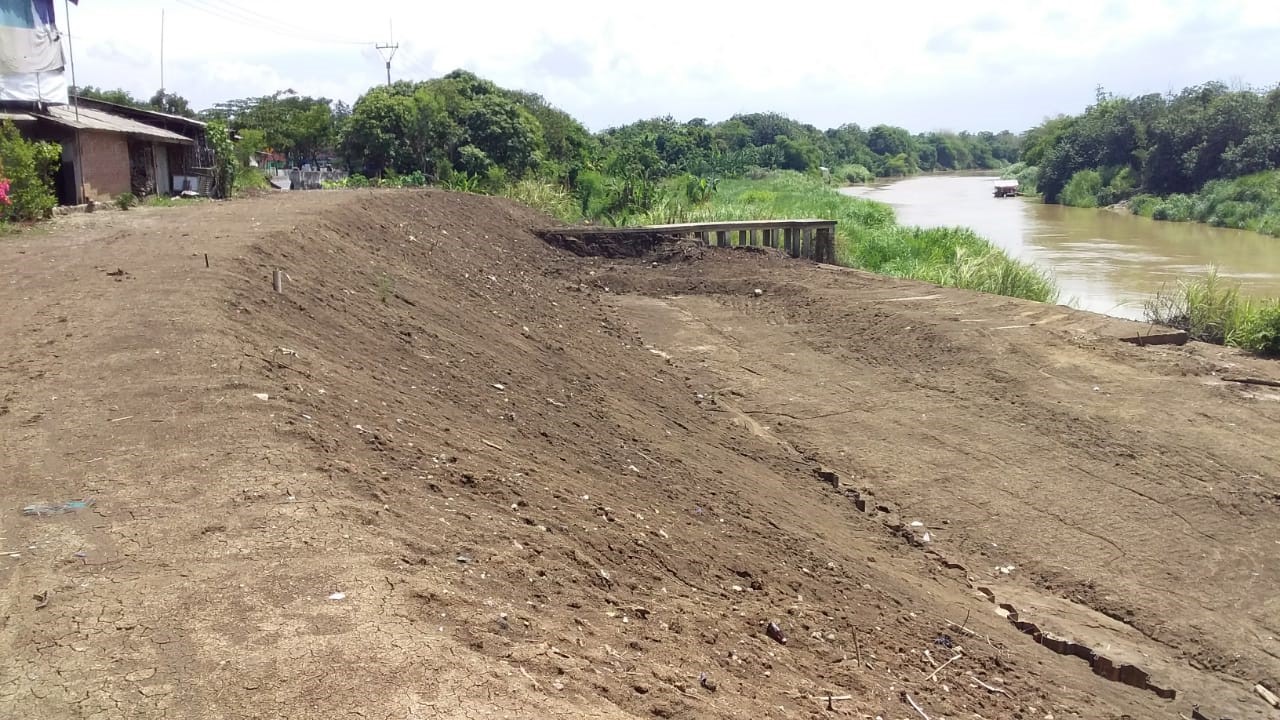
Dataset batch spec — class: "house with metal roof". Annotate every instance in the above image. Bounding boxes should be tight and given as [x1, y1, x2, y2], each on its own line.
[1, 98, 215, 205]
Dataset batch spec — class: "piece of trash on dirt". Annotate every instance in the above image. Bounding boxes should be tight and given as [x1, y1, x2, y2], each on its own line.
[753, 288, 763, 297]
[910, 520, 924, 527]
[253, 393, 270, 401]
[998, 564, 1016, 575]
[492, 383, 506, 391]
[23, 499, 93, 516]
[33, 590, 49, 609]
[327, 592, 346, 601]
[765, 621, 787, 645]
[920, 532, 932, 543]
[699, 672, 718, 692]
[934, 634, 954, 648]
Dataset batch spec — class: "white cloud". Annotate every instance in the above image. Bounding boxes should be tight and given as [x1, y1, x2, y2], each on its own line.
[59, 0, 1280, 131]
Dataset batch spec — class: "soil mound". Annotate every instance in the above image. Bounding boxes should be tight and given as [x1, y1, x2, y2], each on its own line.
[3, 190, 1276, 719]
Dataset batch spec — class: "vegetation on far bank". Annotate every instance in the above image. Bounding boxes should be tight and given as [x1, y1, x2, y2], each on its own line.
[1011, 83, 1280, 236]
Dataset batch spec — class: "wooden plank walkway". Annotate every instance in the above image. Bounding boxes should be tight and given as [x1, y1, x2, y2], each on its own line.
[536, 219, 838, 263]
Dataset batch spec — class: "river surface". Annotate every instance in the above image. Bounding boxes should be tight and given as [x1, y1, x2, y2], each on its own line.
[842, 175, 1280, 319]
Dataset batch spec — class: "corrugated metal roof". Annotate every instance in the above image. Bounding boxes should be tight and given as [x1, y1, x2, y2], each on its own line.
[72, 97, 208, 129]
[0, 110, 36, 121]
[41, 105, 192, 144]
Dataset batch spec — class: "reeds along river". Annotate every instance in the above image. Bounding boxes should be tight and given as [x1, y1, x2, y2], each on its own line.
[843, 175, 1280, 319]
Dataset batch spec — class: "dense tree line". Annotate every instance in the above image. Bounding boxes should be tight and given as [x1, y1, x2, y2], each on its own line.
[184, 71, 1020, 219]
[208, 71, 1016, 186]
[73, 86, 197, 118]
[1023, 83, 1280, 206]
[200, 91, 346, 170]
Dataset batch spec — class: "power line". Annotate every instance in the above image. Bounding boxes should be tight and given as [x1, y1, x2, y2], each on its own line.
[173, 0, 373, 46]
[375, 20, 398, 87]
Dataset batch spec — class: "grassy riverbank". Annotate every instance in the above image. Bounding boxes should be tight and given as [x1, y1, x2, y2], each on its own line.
[1145, 271, 1280, 354]
[639, 172, 1059, 303]
[506, 172, 1057, 302]
[1128, 171, 1280, 237]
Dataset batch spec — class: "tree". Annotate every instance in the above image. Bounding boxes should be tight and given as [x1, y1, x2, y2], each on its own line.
[340, 88, 414, 176]
[73, 86, 144, 108]
[774, 134, 821, 171]
[867, 125, 916, 159]
[461, 94, 542, 176]
[204, 91, 338, 167]
[148, 89, 195, 118]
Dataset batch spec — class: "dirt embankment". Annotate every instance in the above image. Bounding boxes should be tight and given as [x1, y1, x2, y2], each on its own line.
[1, 190, 1278, 720]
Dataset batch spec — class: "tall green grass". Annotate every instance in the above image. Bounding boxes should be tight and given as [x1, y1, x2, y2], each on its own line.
[1144, 270, 1280, 354]
[499, 178, 578, 222]
[638, 171, 1058, 303]
[1130, 170, 1280, 236]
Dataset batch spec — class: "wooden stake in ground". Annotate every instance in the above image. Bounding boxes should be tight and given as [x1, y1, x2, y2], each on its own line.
[272, 269, 284, 293]
[853, 628, 862, 666]
[904, 692, 932, 720]
[1256, 683, 1280, 708]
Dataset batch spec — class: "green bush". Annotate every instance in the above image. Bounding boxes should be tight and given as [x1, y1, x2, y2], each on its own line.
[1060, 169, 1103, 208]
[346, 174, 371, 188]
[114, 192, 137, 210]
[1129, 194, 1160, 217]
[1234, 302, 1280, 355]
[235, 165, 270, 192]
[1151, 193, 1194, 221]
[834, 163, 874, 184]
[0, 120, 60, 221]
[1144, 270, 1280, 353]
[683, 174, 719, 203]
[205, 119, 236, 199]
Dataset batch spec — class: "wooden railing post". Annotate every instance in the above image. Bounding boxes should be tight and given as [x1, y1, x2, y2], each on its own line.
[715, 230, 728, 247]
[814, 225, 835, 263]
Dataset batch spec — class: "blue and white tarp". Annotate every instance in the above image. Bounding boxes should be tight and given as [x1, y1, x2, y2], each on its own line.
[0, 0, 68, 103]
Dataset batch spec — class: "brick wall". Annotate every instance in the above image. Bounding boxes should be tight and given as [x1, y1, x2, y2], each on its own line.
[79, 131, 131, 200]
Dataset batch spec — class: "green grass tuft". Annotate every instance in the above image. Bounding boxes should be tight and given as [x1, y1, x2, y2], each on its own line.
[1144, 269, 1280, 354]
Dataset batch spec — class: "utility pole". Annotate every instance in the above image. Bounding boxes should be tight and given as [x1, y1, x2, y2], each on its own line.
[160, 8, 165, 95]
[375, 20, 397, 87]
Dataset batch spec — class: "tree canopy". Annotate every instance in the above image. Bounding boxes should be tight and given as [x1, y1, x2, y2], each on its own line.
[73, 86, 197, 118]
[201, 91, 338, 167]
[1022, 82, 1280, 203]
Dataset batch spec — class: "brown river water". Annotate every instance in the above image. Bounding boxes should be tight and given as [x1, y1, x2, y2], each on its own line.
[842, 175, 1280, 319]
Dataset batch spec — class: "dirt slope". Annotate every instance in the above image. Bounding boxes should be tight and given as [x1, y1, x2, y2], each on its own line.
[1, 190, 1277, 720]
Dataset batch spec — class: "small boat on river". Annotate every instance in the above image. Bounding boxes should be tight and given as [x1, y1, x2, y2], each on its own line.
[993, 179, 1019, 198]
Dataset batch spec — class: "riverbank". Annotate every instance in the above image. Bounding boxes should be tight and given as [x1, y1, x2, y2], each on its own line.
[1127, 170, 1280, 236]
[4, 191, 1277, 719]
[641, 172, 1058, 302]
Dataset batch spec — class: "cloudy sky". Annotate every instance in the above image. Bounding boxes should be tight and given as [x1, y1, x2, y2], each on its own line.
[60, 0, 1280, 133]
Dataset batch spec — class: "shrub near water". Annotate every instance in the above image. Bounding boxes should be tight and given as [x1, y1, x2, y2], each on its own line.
[1144, 270, 1280, 355]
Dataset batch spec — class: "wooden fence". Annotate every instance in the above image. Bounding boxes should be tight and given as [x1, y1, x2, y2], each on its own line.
[536, 219, 838, 263]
